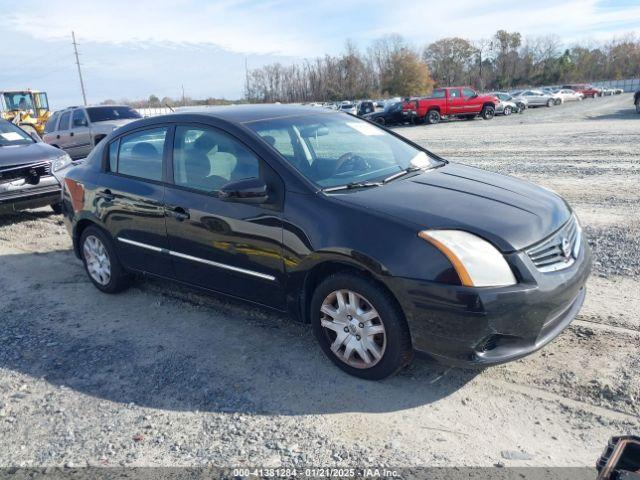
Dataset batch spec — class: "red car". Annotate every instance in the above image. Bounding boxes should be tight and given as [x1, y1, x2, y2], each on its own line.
[562, 84, 601, 98]
[404, 87, 498, 124]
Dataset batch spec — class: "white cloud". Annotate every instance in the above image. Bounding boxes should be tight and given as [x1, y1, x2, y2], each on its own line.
[4, 0, 640, 57]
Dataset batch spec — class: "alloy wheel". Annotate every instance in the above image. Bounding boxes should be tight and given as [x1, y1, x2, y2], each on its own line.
[319, 289, 386, 369]
[83, 235, 111, 286]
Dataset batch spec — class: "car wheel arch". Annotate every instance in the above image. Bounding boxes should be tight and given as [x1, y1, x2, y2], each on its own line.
[297, 258, 404, 325]
[73, 218, 109, 259]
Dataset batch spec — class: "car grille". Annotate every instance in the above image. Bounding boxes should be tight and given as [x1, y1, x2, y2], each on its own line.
[526, 215, 581, 272]
[0, 161, 51, 184]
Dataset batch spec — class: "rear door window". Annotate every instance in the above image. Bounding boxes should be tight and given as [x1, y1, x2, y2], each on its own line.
[116, 127, 167, 181]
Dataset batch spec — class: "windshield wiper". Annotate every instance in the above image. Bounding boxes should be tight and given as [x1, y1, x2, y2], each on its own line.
[382, 166, 423, 184]
[323, 181, 383, 192]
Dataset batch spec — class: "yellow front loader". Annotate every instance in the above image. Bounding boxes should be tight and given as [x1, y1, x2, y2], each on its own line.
[0, 89, 51, 138]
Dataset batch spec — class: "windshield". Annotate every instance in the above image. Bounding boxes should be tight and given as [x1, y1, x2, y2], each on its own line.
[86, 106, 142, 122]
[246, 112, 441, 189]
[384, 102, 402, 112]
[2, 92, 35, 112]
[0, 120, 34, 146]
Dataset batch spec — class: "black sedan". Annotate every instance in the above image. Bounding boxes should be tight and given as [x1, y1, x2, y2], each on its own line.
[60, 105, 591, 379]
[0, 119, 71, 215]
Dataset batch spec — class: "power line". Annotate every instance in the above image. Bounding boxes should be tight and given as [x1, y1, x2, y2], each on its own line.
[72, 31, 88, 106]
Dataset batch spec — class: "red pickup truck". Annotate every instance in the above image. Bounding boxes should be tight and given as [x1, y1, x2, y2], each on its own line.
[562, 84, 601, 98]
[404, 87, 498, 124]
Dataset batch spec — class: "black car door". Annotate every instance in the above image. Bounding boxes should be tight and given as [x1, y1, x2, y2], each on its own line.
[164, 124, 286, 309]
[98, 125, 172, 277]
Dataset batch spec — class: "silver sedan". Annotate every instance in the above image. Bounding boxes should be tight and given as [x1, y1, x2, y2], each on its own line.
[492, 93, 522, 115]
[511, 89, 556, 107]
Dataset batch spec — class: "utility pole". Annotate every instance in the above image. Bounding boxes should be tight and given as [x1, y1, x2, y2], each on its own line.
[72, 31, 88, 105]
[181, 84, 186, 106]
[245, 57, 250, 101]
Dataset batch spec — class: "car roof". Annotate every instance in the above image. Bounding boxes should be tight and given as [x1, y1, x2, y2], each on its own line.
[127, 104, 339, 126]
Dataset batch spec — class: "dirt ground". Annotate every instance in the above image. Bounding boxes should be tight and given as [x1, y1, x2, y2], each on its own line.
[0, 93, 638, 469]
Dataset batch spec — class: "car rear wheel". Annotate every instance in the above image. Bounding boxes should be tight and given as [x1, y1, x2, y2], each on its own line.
[311, 273, 413, 380]
[426, 109, 441, 125]
[481, 105, 495, 120]
[546, 99, 554, 107]
[503, 106, 512, 116]
[554, 98, 562, 105]
[80, 226, 131, 293]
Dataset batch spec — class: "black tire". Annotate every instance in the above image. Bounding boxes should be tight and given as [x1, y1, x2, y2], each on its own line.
[50, 203, 63, 214]
[80, 225, 131, 293]
[503, 106, 512, 116]
[635, 99, 640, 114]
[310, 273, 413, 380]
[517, 102, 526, 113]
[546, 99, 554, 107]
[554, 98, 562, 105]
[374, 117, 385, 125]
[481, 105, 495, 120]
[426, 109, 441, 125]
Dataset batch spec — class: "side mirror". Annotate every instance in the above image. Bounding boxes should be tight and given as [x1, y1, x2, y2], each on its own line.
[219, 178, 269, 204]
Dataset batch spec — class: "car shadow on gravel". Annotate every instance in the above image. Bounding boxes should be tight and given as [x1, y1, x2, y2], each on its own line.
[0, 210, 58, 227]
[586, 107, 639, 121]
[0, 250, 478, 416]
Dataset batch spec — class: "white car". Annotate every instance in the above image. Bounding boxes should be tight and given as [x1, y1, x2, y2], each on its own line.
[338, 101, 357, 115]
[552, 89, 583, 103]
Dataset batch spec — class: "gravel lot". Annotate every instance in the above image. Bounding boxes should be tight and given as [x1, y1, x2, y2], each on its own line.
[0, 94, 638, 470]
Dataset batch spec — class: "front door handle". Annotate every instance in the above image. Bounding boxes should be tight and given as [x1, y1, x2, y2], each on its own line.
[166, 206, 190, 221]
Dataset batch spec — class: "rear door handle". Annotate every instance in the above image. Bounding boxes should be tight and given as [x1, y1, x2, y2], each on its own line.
[96, 189, 115, 201]
[166, 205, 190, 221]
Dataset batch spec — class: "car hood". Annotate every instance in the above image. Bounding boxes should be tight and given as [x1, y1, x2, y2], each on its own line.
[332, 163, 571, 252]
[0, 142, 62, 168]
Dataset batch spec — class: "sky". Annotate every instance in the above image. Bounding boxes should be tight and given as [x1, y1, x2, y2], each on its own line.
[2, 0, 639, 109]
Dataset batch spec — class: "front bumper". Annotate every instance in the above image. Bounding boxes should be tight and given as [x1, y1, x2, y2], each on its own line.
[0, 175, 61, 214]
[391, 236, 592, 367]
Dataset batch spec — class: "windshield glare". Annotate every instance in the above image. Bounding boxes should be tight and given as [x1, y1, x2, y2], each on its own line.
[246, 113, 440, 188]
[86, 106, 142, 123]
[0, 121, 34, 146]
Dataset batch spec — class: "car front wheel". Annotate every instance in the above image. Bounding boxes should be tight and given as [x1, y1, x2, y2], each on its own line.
[80, 226, 131, 293]
[311, 273, 413, 380]
[547, 99, 554, 107]
[503, 106, 512, 116]
[481, 105, 495, 120]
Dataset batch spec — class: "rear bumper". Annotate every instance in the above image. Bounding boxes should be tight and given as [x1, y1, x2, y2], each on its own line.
[0, 175, 61, 214]
[391, 236, 592, 367]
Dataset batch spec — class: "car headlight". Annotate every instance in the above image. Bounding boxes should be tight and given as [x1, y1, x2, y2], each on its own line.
[51, 153, 72, 172]
[418, 230, 517, 287]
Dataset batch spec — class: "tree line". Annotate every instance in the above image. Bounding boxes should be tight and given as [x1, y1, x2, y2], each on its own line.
[245, 31, 640, 102]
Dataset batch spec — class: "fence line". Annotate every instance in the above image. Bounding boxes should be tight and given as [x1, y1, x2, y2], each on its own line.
[592, 78, 640, 92]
